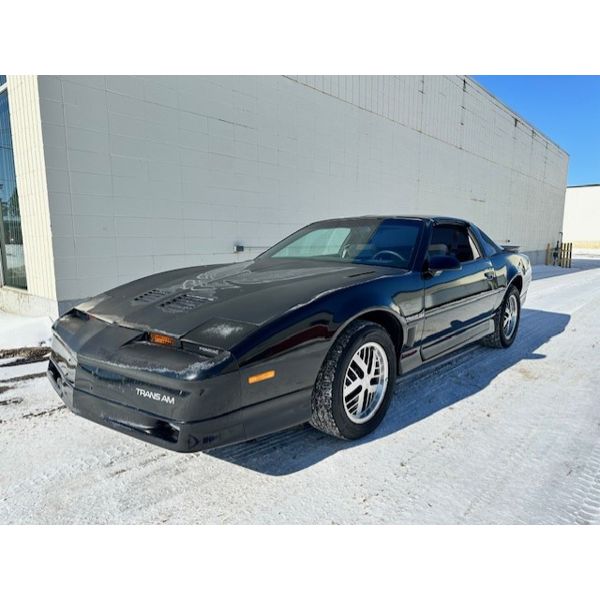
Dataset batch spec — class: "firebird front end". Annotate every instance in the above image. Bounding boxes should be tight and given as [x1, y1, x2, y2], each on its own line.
[47, 309, 311, 451]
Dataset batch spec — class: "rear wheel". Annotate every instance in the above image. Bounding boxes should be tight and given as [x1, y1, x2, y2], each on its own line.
[481, 285, 521, 348]
[310, 320, 396, 440]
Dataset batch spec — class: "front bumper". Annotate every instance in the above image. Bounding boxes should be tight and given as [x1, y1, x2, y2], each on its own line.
[47, 310, 312, 452]
[48, 358, 311, 451]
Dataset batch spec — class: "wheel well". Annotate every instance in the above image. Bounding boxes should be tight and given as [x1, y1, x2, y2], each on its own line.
[352, 310, 403, 359]
[510, 274, 523, 294]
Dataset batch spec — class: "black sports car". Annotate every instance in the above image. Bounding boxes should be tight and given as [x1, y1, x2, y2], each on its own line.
[48, 216, 531, 452]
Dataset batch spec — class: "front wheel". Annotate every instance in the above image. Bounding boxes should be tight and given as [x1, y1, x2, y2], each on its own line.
[481, 285, 521, 348]
[310, 320, 397, 440]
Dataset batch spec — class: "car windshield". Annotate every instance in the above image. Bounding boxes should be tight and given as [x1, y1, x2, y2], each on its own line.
[260, 218, 422, 268]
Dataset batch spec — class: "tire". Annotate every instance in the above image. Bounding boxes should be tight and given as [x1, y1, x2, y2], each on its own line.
[310, 320, 397, 440]
[481, 285, 521, 349]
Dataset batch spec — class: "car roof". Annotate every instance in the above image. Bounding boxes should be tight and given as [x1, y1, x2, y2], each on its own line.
[309, 215, 472, 226]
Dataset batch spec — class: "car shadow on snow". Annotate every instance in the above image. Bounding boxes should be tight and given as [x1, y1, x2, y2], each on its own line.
[206, 308, 570, 476]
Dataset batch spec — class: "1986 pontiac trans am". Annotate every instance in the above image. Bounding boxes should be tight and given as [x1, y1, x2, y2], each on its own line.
[48, 216, 531, 452]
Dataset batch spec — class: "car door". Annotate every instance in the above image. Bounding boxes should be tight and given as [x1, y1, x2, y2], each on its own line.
[420, 223, 497, 360]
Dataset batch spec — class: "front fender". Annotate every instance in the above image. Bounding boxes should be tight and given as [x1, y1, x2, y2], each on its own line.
[229, 273, 422, 406]
[329, 304, 408, 350]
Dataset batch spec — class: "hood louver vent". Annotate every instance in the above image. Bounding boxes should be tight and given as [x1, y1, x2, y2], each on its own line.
[158, 294, 212, 314]
[132, 289, 170, 303]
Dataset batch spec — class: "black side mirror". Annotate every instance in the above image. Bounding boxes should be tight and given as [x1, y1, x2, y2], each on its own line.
[426, 254, 462, 275]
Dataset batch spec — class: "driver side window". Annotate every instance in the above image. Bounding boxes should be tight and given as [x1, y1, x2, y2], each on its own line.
[429, 225, 481, 263]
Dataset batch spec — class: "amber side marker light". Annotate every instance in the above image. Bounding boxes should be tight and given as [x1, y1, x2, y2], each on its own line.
[149, 332, 176, 346]
[248, 370, 276, 384]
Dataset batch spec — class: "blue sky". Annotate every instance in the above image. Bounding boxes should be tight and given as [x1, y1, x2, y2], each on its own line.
[472, 76, 600, 186]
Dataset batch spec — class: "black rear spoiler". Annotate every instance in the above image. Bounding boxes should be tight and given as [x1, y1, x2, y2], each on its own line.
[502, 244, 520, 253]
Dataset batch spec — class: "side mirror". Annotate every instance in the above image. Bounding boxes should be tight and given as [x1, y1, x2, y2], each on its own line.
[426, 254, 462, 275]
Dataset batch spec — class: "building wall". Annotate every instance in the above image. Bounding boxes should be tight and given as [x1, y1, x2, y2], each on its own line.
[33, 75, 568, 311]
[290, 76, 568, 259]
[1, 76, 57, 318]
[563, 185, 600, 247]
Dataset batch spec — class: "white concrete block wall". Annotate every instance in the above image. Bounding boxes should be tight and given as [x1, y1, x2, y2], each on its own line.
[34, 75, 568, 310]
[563, 185, 600, 246]
[291, 75, 568, 256]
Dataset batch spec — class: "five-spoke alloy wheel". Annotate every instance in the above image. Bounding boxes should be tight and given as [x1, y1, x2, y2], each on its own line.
[310, 320, 396, 440]
[503, 293, 519, 341]
[343, 342, 389, 424]
[481, 284, 521, 349]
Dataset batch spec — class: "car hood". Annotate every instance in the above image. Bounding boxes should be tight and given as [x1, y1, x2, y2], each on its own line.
[75, 258, 398, 348]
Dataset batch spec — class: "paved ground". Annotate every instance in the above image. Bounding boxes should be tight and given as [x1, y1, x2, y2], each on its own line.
[1, 254, 600, 524]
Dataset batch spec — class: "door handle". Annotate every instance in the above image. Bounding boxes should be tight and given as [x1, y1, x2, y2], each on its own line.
[484, 271, 495, 280]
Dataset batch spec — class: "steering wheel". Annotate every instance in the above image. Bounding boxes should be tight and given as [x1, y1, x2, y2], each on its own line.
[340, 243, 352, 259]
[372, 250, 405, 263]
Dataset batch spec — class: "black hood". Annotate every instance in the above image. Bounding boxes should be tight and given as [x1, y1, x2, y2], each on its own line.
[75, 258, 398, 345]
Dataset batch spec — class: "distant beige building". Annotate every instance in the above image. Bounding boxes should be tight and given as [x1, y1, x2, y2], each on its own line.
[563, 184, 600, 248]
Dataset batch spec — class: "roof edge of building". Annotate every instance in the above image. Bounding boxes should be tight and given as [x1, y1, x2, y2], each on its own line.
[465, 76, 569, 157]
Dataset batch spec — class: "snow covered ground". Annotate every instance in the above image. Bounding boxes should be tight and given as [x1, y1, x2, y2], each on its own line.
[0, 312, 52, 350]
[1, 252, 600, 524]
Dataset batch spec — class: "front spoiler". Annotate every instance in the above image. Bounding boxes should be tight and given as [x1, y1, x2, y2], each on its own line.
[48, 358, 312, 452]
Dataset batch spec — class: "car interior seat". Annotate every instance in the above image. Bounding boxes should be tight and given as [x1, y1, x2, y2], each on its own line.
[428, 243, 449, 257]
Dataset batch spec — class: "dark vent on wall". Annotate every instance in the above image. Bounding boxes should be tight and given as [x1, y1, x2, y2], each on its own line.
[158, 294, 212, 313]
[132, 289, 170, 303]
